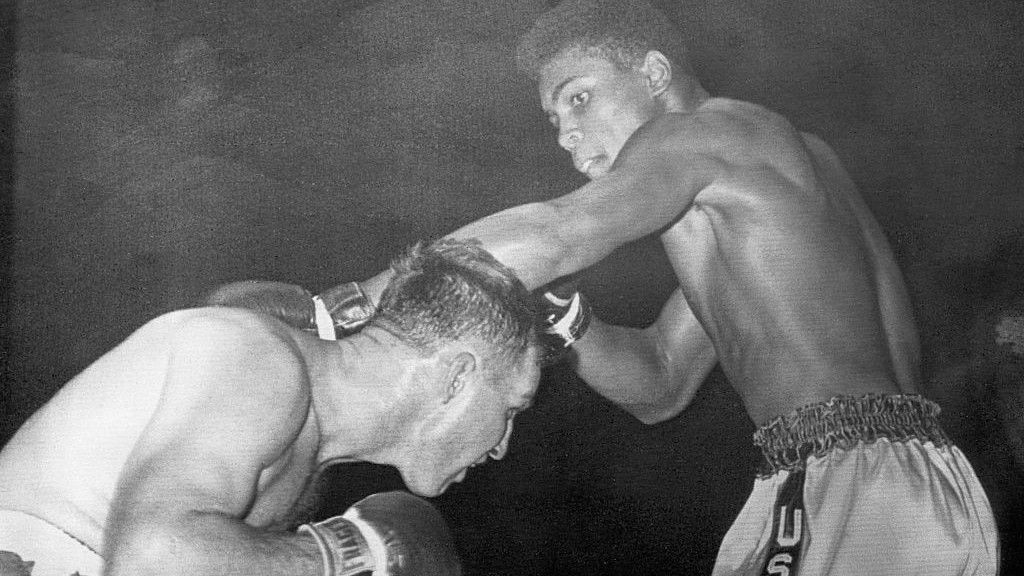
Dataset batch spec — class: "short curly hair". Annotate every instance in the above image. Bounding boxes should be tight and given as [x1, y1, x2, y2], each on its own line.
[516, 0, 690, 80]
[374, 238, 538, 372]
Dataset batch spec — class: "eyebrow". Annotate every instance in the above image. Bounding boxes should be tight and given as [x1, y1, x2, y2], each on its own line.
[547, 76, 580, 108]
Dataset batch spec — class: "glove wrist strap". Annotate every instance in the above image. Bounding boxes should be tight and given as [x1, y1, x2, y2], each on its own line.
[298, 517, 376, 576]
[547, 292, 587, 346]
[342, 508, 388, 576]
[315, 282, 377, 338]
[311, 296, 338, 341]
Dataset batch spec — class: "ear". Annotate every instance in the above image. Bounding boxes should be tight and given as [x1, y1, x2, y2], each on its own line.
[641, 50, 672, 97]
[442, 351, 478, 404]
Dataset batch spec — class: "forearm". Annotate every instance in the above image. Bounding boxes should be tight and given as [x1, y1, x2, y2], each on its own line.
[105, 512, 322, 576]
[359, 202, 594, 301]
[573, 318, 702, 425]
[448, 202, 582, 291]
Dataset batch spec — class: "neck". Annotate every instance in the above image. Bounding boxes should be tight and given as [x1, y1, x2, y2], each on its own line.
[308, 327, 424, 467]
[662, 76, 710, 114]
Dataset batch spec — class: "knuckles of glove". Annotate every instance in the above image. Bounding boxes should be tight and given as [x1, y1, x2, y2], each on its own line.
[349, 491, 461, 576]
[204, 280, 316, 330]
[303, 491, 462, 576]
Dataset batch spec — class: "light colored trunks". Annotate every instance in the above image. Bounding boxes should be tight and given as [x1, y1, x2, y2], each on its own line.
[713, 394, 999, 576]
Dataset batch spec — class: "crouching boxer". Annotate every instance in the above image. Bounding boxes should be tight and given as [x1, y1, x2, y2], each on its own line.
[0, 238, 540, 576]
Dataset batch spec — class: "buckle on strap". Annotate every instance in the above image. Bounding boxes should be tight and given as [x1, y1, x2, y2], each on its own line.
[315, 282, 377, 338]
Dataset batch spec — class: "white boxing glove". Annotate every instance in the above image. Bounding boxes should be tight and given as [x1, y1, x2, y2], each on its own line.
[298, 491, 461, 576]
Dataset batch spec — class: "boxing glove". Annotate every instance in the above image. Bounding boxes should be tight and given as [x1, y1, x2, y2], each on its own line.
[205, 280, 317, 332]
[298, 491, 462, 576]
[205, 280, 376, 340]
[314, 281, 377, 336]
[537, 277, 592, 364]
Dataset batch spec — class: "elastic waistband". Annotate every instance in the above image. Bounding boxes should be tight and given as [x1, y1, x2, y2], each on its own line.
[753, 394, 950, 476]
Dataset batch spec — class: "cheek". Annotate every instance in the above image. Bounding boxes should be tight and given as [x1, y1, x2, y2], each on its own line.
[593, 101, 645, 145]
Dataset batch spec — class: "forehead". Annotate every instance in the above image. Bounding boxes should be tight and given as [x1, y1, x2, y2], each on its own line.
[537, 48, 628, 107]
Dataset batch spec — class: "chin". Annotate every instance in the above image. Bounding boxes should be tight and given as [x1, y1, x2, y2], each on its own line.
[413, 486, 444, 498]
[404, 476, 446, 498]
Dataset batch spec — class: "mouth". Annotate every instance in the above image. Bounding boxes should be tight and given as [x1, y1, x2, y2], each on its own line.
[575, 155, 606, 178]
[574, 156, 596, 174]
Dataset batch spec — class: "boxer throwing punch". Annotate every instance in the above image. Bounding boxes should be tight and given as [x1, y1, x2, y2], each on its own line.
[0, 239, 540, 576]
[348, 1, 1000, 574]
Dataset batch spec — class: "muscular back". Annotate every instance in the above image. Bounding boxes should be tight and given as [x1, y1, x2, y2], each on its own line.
[658, 98, 919, 424]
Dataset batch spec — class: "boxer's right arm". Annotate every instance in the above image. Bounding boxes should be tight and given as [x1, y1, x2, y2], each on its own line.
[571, 289, 718, 424]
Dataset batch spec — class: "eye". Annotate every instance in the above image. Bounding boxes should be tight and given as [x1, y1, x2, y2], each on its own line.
[569, 91, 589, 107]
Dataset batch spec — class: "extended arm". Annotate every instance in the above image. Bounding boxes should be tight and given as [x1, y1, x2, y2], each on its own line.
[572, 289, 718, 424]
[104, 315, 322, 576]
[454, 116, 721, 290]
[358, 114, 722, 298]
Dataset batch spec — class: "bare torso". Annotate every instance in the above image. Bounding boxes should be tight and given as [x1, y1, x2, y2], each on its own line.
[0, 308, 323, 552]
[659, 98, 919, 424]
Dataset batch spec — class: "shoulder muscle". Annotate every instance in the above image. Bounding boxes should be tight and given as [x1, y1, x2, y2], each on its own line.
[118, 312, 311, 516]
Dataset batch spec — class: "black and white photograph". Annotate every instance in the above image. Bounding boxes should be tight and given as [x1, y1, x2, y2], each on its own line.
[1, 0, 1021, 574]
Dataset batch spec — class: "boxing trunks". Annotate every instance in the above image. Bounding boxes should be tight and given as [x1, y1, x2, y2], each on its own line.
[0, 510, 102, 576]
[712, 394, 999, 576]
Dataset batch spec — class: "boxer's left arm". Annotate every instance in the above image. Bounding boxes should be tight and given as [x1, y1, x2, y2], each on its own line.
[104, 314, 323, 576]
[353, 113, 723, 303]
[571, 289, 718, 425]
[447, 114, 723, 291]
[205, 280, 376, 340]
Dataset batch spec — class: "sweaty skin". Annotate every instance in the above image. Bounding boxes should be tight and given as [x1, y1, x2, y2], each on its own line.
[0, 309, 325, 571]
[0, 307, 535, 574]
[446, 48, 920, 426]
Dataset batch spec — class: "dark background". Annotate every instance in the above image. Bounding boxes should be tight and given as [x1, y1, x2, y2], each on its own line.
[2, 0, 1023, 574]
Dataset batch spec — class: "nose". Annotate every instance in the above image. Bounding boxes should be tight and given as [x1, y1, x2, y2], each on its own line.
[488, 420, 515, 460]
[557, 125, 582, 151]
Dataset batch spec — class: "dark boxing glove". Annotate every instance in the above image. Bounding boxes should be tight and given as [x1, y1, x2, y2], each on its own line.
[298, 491, 462, 576]
[205, 280, 376, 340]
[204, 280, 317, 332]
[537, 277, 592, 365]
[314, 281, 377, 337]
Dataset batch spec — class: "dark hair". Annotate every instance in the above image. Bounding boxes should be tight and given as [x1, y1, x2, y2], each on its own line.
[374, 238, 537, 371]
[515, 0, 690, 80]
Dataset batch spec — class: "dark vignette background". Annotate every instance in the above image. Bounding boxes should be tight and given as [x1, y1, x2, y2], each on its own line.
[2, 0, 1022, 574]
